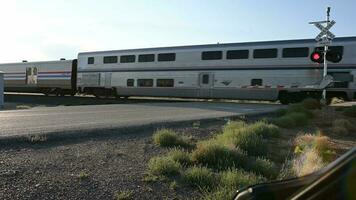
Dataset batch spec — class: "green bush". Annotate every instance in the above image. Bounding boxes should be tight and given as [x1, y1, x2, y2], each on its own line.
[167, 148, 192, 166]
[223, 121, 246, 133]
[152, 129, 191, 148]
[343, 105, 356, 118]
[248, 121, 280, 138]
[273, 115, 297, 128]
[219, 127, 266, 156]
[182, 166, 215, 189]
[201, 187, 236, 200]
[219, 168, 266, 189]
[275, 108, 288, 117]
[148, 156, 181, 176]
[191, 141, 246, 169]
[273, 112, 309, 128]
[288, 113, 309, 127]
[286, 104, 313, 118]
[247, 157, 278, 179]
[301, 98, 321, 110]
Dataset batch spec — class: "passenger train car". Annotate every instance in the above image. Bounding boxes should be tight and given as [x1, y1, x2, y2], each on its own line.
[0, 37, 355, 103]
[77, 37, 356, 104]
[0, 59, 77, 96]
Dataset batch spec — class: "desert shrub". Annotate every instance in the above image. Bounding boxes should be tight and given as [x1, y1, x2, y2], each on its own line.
[247, 157, 278, 179]
[148, 156, 181, 176]
[275, 108, 288, 117]
[301, 98, 321, 110]
[115, 190, 133, 200]
[152, 129, 191, 148]
[167, 148, 192, 166]
[343, 105, 356, 118]
[331, 119, 352, 136]
[332, 119, 352, 128]
[273, 112, 309, 128]
[201, 187, 236, 200]
[272, 115, 297, 128]
[191, 141, 246, 169]
[292, 148, 325, 176]
[331, 126, 349, 136]
[182, 166, 215, 189]
[248, 121, 280, 138]
[219, 168, 266, 189]
[294, 133, 334, 163]
[286, 104, 313, 118]
[288, 113, 309, 127]
[223, 121, 246, 133]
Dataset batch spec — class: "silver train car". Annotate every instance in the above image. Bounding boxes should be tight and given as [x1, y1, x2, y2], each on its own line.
[77, 37, 356, 104]
[0, 59, 77, 96]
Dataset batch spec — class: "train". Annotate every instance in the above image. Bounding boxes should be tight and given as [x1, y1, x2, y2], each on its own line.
[1, 36, 356, 104]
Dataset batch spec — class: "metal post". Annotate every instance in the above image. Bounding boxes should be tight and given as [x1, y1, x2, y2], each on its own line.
[322, 7, 331, 103]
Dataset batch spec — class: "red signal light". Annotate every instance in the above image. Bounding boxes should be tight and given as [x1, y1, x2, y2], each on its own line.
[313, 53, 321, 60]
[310, 51, 323, 63]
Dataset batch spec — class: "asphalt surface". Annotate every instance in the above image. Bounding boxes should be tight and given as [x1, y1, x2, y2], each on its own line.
[0, 102, 283, 138]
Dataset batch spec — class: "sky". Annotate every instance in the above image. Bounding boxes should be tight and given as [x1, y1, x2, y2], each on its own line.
[0, 0, 355, 62]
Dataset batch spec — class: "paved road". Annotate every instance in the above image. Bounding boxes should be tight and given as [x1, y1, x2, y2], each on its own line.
[0, 102, 282, 138]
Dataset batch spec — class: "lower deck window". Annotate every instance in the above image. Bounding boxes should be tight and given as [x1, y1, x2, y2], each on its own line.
[127, 79, 134, 87]
[251, 79, 263, 86]
[157, 79, 174, 87]
[137, 79, 153, 87]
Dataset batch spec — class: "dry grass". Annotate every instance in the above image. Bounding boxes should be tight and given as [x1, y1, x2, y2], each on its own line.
[292, 149, 325, 176]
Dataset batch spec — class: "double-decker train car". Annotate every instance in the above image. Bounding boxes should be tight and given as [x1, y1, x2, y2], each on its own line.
[77, 37, 356, 104]
[0, 59, 77, 96]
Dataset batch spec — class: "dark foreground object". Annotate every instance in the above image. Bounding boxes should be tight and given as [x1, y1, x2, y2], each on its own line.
[234, 147, 356, 200]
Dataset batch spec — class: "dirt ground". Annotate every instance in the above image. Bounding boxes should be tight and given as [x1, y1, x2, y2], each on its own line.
[0, 107, 355, 200]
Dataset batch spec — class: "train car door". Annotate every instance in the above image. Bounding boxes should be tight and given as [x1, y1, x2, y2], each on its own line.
[199, 73, 213, 98]
[26, 67, 38, 85]
[99, 72, 112, 88]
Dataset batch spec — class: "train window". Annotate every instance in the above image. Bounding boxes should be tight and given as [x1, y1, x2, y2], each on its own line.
[138, 54, 155, 62]
[315, 46, 344, 55]
[227, 50, 249, 59]
[202, 74, 209, 84]
[251, 79, 263, 86]
[282, 47, 309, 58]
[88, 57, 94, 64]
[103, 56, 118, 64]
[253, 49, 278, 59]
[202, 51, 223, 60]
[157, 79, 174, 87]
[127, 79, 134, 87]
[137, 79, 153, 87]
[158, 53, 176, 62]
[120, 55, 136, 63]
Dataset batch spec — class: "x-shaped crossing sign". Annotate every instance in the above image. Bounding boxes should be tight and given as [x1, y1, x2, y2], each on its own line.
[314, 20, 336, 41]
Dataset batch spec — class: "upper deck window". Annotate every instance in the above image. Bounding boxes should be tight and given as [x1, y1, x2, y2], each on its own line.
[88, 57, 94, 64]
[103, 56, 118, 64]
[138, 54, 155, 62]
[202, 51, 223, 60]
[282, 47, 309, 58]
[120, 55, 136, 63]
[158, 53, 176, 62]
[315, 46, 344, 55]
[253, 49, 278, 59]
[226, 50, 249, 59]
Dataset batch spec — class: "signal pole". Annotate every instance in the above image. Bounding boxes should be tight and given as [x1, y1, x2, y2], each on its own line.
[310, 7, 335, 104]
